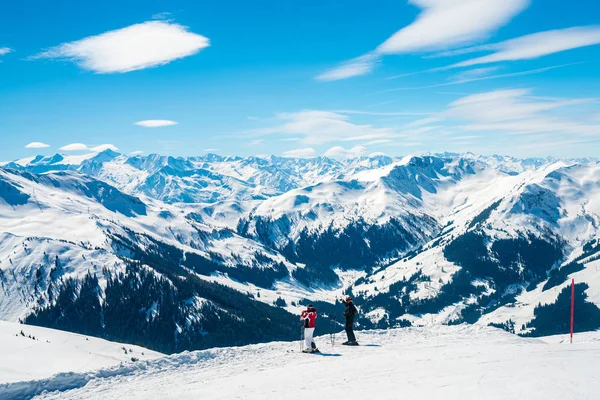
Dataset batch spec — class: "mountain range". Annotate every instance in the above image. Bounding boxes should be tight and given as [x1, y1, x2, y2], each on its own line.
[2, 150, 600, 353]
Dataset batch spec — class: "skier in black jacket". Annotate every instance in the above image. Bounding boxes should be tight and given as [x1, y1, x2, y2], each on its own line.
[341, 296, 358, 345]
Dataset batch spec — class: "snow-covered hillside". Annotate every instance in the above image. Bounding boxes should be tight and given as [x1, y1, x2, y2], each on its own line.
[2, 325, 599, 400]
[0, 167, 308, 353]
[3, 150, 600, 353]
[0, 321, 162, 384]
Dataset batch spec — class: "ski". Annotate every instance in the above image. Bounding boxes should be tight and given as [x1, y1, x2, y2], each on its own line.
[302, 348, 320, 353]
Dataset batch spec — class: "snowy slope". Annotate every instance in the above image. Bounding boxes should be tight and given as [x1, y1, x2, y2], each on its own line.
[2, 325, 599, 400]
[0, 321, 162, 384]
[0, 167, 306, 319]
[0, 167, 316, 353]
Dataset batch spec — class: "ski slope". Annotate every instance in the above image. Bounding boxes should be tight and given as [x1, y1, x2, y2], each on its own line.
[0, 321, 162, 385]
[3, 325, 599, 400]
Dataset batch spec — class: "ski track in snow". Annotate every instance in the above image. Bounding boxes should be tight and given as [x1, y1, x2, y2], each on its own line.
[2, 325, 599, 400]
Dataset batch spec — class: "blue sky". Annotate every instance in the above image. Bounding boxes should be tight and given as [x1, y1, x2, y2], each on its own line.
[1, 0, 600, 161]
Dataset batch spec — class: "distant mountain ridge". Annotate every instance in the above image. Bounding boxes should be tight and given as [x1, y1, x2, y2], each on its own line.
[3, 150, 600, 352]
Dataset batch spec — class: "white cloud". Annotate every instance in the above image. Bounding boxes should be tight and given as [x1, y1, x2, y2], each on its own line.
[384, 63, 578, 91]
[453, 26, 600, 68]
[25, 142, 50, 149]
[400, 141, 423, 147]
[378, 0, 529, 54]
[152, 12, 173, 21]
[444, 89, 600, 136]
[446, 89, 591, 123]
[130, 151, 144, 156]
[324, 146, 368, 159]
[331, 109, 431, 117]
[134, 119, 178, 128]
[32, 21, 209, 73]
[251, 110, 399, 144]
[449, 66, 501, 81]
[204, 148, 220, 152]
[316, 53, 380, 81]
[448, 135, 479, 141]
[0, 47, 12, 56]
[364, 139, 394, 145]
[60, 143, 119, 152]
[318, 0, 529, 80]
[90, 144, 119, 152]
[60, 143, 89, 151]
[404, 117, 443, 127]
[367, 100, 397, 108]
[282, 148, 316, 158]
[249, 139, 264, 146]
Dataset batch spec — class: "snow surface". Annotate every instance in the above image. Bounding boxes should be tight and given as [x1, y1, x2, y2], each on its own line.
[0, 321, 162, 385]
[2, 325, 599, 400]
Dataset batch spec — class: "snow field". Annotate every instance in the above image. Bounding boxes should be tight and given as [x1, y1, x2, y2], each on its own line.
[0, 321, 162, 385]
[3, 325, 598, 400]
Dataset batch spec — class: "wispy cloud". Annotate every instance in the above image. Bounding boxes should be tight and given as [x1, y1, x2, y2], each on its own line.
[383, 63, 579, 91]
[32, 21, 209, 73]
[367, 100, 397, 108]
[249, 139, 264, 146]
[60, 143, 119, 152]
[378, 0, 529, 54]
[60, 143, 88, 151]
[25, 142, 50, 149]
[152, 12, 173, 21]
[452, 26, 600, 68]
[324, 145, 368, 159]
[444, 89, 600, 136]
[449, 66, 501, 81]
[0, 47, 12, 56]
[404, 117, 443, 127]
[513, 137, 600, 153]
[282, 148, 316, 158]
[316, 53, 380, 81]
[447, 135, 479, 141]
[91, 144, 119, 152]
[130, 151, 144, 156]
[250, 110, 400, 144]
[364, 139, 394, 145]
[318, 0, 529, 80]
[446, 89, 593, 122]
[331, 109, 431, 117]
[134, 119, 178, 128]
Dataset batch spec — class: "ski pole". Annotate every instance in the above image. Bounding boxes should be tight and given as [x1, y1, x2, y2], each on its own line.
[333, 316, 336, 347]
[329, 316, 333, 347]
[300, 322, 304, 352]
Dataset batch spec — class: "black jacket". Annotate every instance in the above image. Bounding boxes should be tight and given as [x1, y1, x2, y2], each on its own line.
[343, 301, 357, 321]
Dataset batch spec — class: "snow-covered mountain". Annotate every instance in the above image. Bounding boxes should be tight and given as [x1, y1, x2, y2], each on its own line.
[3, 150, 600, 353]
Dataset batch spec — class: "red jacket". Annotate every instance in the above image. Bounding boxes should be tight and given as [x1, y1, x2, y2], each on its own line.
[301, 307, 317, 328]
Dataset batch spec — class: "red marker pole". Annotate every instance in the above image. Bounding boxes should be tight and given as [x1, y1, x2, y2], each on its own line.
[570, 279, 575, 344]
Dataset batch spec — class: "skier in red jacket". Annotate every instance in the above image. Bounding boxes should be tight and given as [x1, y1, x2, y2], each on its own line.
[300, 305, 319, 353]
